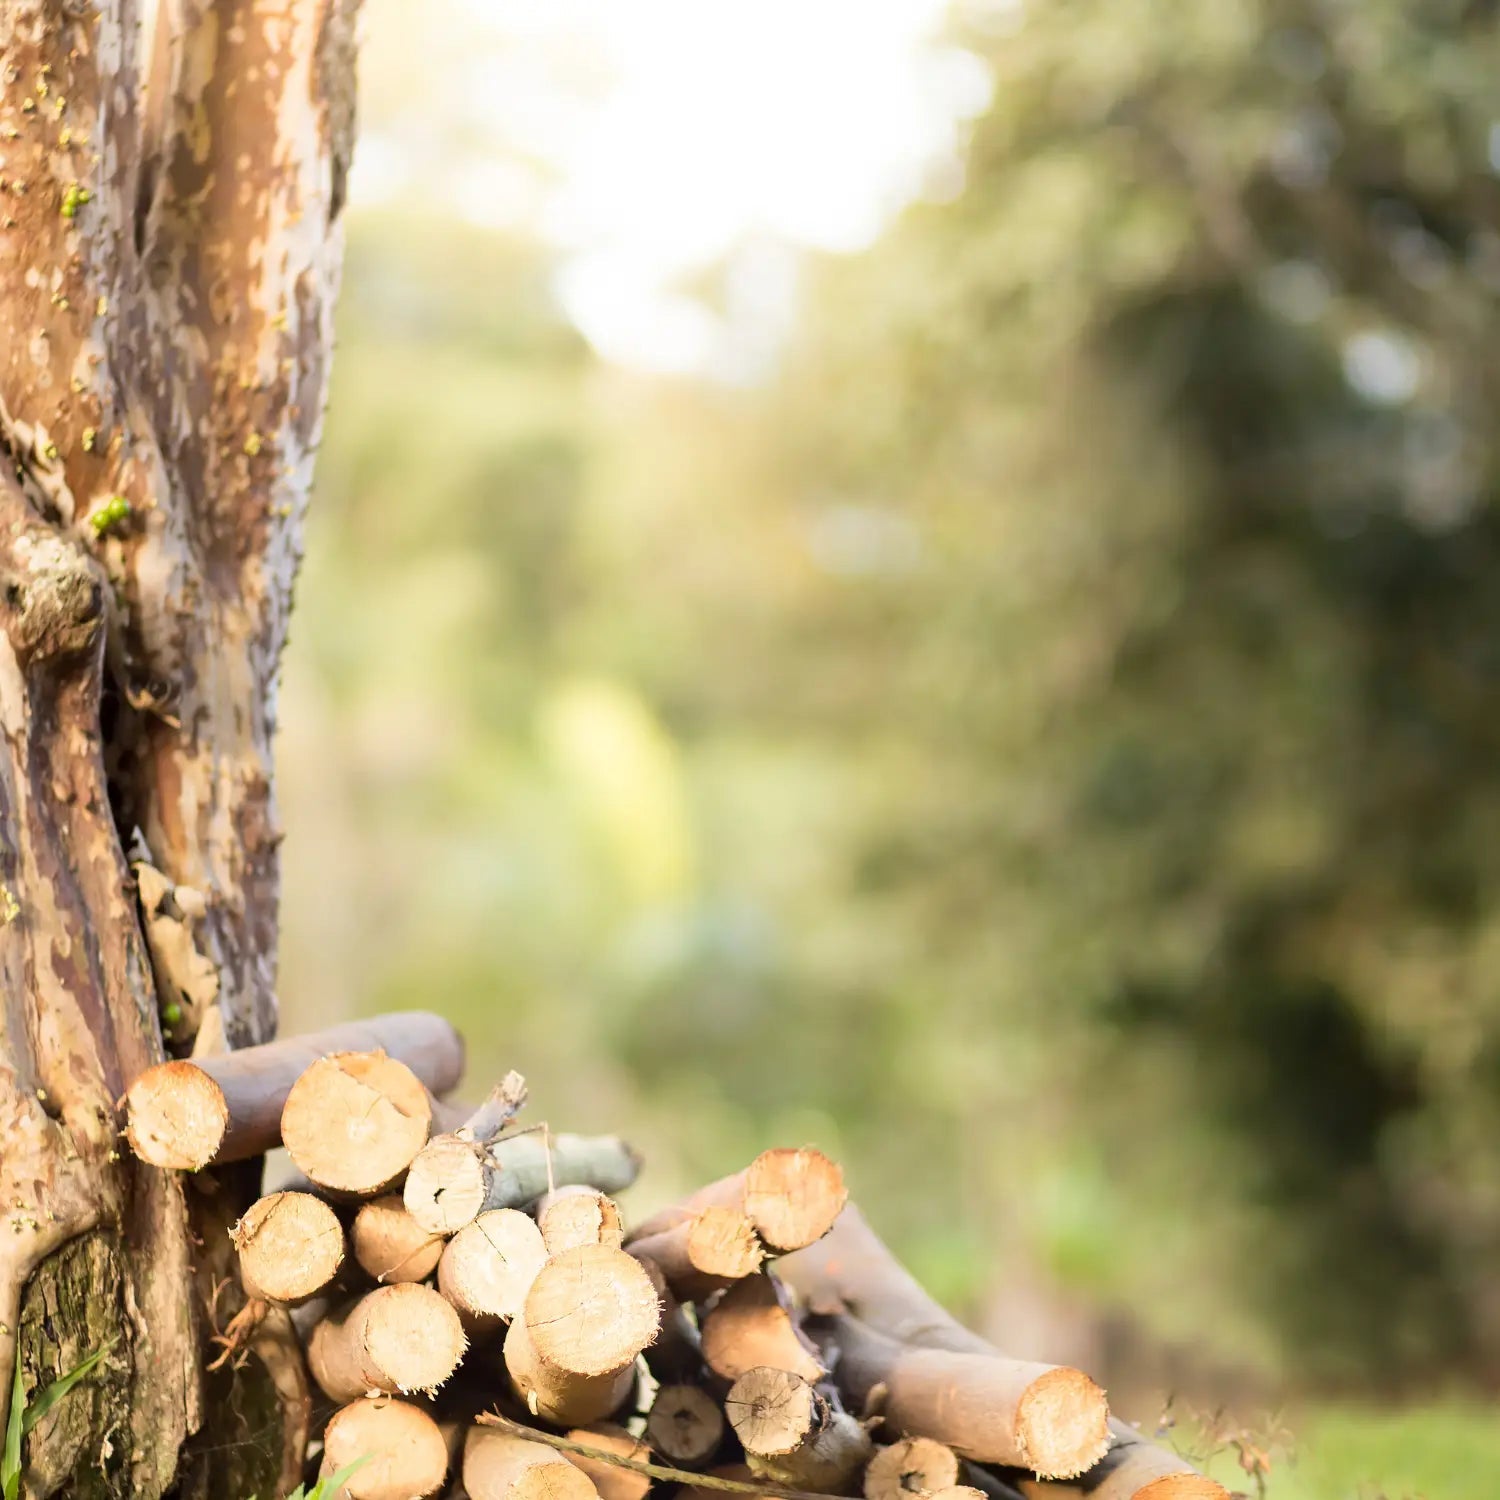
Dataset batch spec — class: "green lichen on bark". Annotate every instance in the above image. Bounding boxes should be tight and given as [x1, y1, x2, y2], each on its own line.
[17, 1234, 129, 1500]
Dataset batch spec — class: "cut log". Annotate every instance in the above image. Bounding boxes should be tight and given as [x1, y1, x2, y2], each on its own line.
[699, 1275, 825, 1385]
[439, 1209, 549, 1330]
[635, 1255, 705, 1384]
[524, 1245, 661, 1377]
[308, 1283, 468, 1401]
[503, 1315, 636, 1427]
[406, 1130, 641, 1236]
[629, 1150, 845, 1255]
[123, 1011, 465, 1170]
[231, 1190, 345, 1305]
[465, 1429, 601, 1500]
[1010, 1444, 1228, 1500]
[746, 1410, 873, 1495]
[627, 1205, 763, 1302]
[539, 1187, 626, 1254]
[564, 1423, 655, 1500]
[321, 1395, 451, 1500]
[724, 1367, 825, 1458]
[645, 1383, 724, 1470]
[864, 1438, 961, 1500]
[282, 1050, 437, 1197]
[779, 1208, 1225, 1500]
[352, 1194, 446, 1284]
[814, 1315, 1106, 1480]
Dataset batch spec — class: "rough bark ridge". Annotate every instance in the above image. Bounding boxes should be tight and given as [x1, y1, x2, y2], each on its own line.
[0, 1, 356, 1494]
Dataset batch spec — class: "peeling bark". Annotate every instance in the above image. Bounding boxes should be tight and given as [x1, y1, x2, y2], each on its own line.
[0, 0, 357, 1494]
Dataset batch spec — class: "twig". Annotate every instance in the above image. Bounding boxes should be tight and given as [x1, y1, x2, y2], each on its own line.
[476, 1412, 857, 1500]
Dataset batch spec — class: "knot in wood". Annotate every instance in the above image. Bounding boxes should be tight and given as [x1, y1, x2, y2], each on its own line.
[3, 533, 102, 664]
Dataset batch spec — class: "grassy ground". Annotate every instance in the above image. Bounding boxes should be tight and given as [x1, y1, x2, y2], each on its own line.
[1191, 1402, 1500, 1500]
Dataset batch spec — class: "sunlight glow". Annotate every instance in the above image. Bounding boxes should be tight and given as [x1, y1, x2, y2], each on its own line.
[351, 0, 989, 373]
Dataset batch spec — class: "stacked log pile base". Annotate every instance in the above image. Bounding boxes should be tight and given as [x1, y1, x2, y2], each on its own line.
[119, 1017, 1227, 1500]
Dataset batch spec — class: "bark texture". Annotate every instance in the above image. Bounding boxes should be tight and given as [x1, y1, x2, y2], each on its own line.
[0, 0, 357, 1493]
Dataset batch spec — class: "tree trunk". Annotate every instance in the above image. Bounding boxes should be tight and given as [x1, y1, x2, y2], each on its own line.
[0, 0, 356, 1494]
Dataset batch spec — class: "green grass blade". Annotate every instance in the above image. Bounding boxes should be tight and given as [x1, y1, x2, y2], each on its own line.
[307, 1454, 370, 1499]
[18, 1340, 115, 1439]
[3, 1356, 24, 1500]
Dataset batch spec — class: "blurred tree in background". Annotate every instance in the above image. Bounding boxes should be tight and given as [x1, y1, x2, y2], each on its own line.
[281, 0, 1500, 1402]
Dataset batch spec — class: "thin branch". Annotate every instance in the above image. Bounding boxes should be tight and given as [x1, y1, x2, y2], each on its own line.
[475, 1412, 858, 1500]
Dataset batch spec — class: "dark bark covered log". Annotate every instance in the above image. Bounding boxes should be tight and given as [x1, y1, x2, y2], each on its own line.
[0, 0, 357, 1493]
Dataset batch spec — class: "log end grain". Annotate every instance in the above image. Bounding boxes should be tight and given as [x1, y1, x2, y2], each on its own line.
[124, 1061, 229, 1170]
[322, 1395, 451, 1500]
[232, 1190, 345, 1304]
[1136, 1483, 1231, 1500]
[724, 1367, 821, 1458]
[539, 1188, 625, 1255]
[645, 1383, 724, 1469]
[439, 1208, 548, 1324]
[524, 1245, 660, 1377]
[310, 1284, 468, 1400]
[1015, 1367, 1110, 1480]
[700, 1275, 825, 1385]
[405, 1134, 490, 1234]
[352, 1194, 446, 1284]
[283, 1050, 433, 1196]
[687, 1206, 762, 1280]
[743, 1148, 847, 1252]
[863, 1437, 960, 1500]
[465, 1429, 601, 1500]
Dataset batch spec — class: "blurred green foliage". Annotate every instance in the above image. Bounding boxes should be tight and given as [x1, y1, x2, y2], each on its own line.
[280, 0, 1500, 1415]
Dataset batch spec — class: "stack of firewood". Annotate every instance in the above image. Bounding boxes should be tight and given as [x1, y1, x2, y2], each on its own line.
[124, 1013, 1227, 1500]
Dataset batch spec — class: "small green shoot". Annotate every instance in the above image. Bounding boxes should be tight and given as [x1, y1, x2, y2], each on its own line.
[58, 182, 90, 219]
[3, 1339, 116, 1500]
[282, 1454, 370, 1500]
[88, 495, 131, 537]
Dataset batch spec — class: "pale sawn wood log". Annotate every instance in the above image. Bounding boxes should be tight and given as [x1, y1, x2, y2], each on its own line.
[645, 1382, 724, 1470]
[538, 1186, 626, 1254]
[522, 1245, 661, 1377]
[699, 1274, 826, 1385]
[813, 1314, 1108, 1480]
[628, 1150, 845, 1255]
[438, 1208, 549, 1331]
[777, 1206, 1222, 1499]
[231, 1189, 345, 1304]
[321, 1394, 452, 1500]
[307, 1283, 468, 1401]
[627, 1204, 763, 1302]
[465, 1427, 601, 1500]
[352, 1194, 446, 1284]
[124, 1011, 464, 1170]
[282, 1050, 439, 1196]
[406, 1128, 641, 1236]
[564, 1423, 655, 1500]
[503, 1316, 637, 1428]
[864, 1437, 961, 1500]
